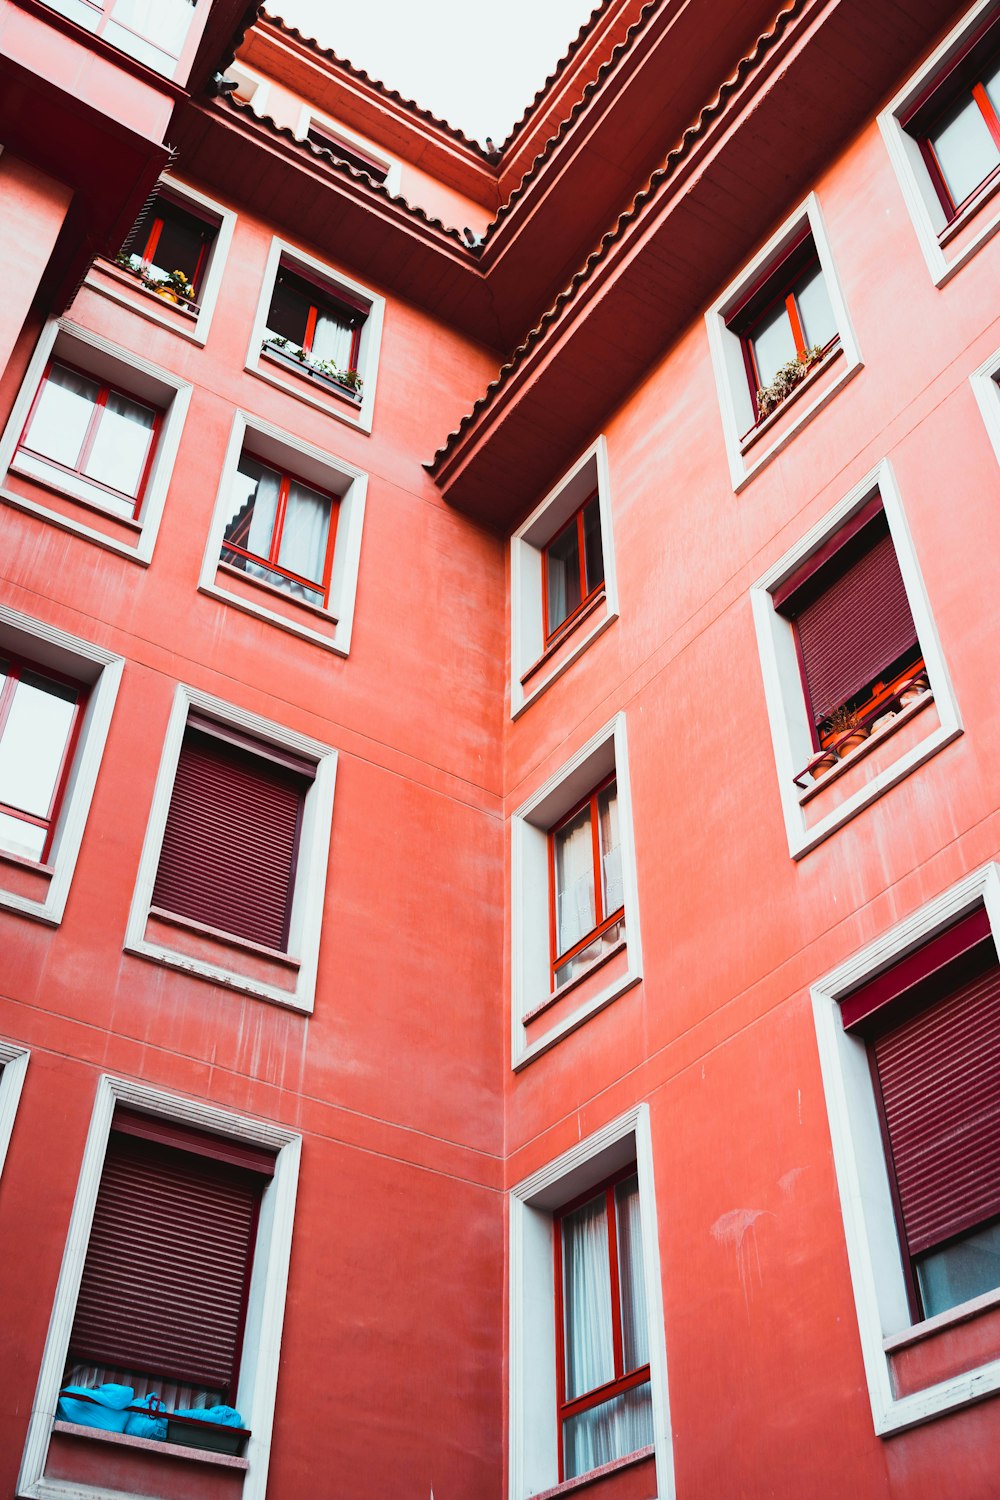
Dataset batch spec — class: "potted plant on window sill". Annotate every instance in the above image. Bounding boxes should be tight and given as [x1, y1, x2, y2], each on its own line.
[261, 337, 364, 402]
[756, 344, 826, 420]
[111, 253, 197, 311]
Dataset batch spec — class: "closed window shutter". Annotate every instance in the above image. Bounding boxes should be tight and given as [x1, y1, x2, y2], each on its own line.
[792, 526, 918, 724]
[152, 728, 309, 951]
[873, 963, 1000, 1256]
[69, 1134, 264, 1393]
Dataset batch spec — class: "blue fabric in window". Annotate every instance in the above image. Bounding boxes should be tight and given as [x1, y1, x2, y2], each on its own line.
[57, 1383, 134, 1431]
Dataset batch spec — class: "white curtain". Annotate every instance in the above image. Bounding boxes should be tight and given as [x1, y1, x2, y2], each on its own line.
[555, 808, 596, 955]
[276, 480, 331, 593]
[84, 390, 154, 501]
[25, 364, 98, 471]
[562, 1196, 614, 1401]
[111, 0, 193, 54]
[564, 1386, 654, 1479]
[615, 1177, 648, 1370]
[598, 786, 623, 916]
[311, 307, 355, 369]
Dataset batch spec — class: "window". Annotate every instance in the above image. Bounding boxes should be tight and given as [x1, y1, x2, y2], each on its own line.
[0, 653, 85, 864]
[512, 714, 641, 1066]
[705, 194, 862, 490]
[306, 121, 390, 185]
[812, 868, 1000, 1433]
[220, 452, 338, 610]
[511, 437, 619, 716]
[15, 360, 159, 520]
[40, 0, 197, 75]
[246, 240, 384, 433]
[555, 1168, 653, 1481]
[880, 4, 1000, 285]
[550, 776, 623, 990]
[18, 1076, 301, 1500]
[120, 192, 217, 306]
[125, 686, 337, 1012]
[151, 716, 313, 953]
[0, 1041, 29, 1183]
[750, 460, 960, 859]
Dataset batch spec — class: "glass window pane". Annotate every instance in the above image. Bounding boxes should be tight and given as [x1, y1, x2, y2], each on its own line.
[750, 300, 797, 389]
[615, 1176, 649, 1371]
[795, 264, 837, 351]
[931, 93, 1000, 208]
[83, 391, 156, 501]
[23, 364, 100, 470]
[110, 0, 194, 55]
[0, 808, 46, 861]
[583, 496, 605, 595]
[222, 457, 281, 563]
[267, 279, 311, 346]
[0, 672, 76, 820]
[562, 1193, 615, 1401]
[547, 521, 582, 634]
[276, 481, 333, 590]
[985, 60, 1000, 119]
[310, 305, 355, 368]
[554, 804, 596, 957]
[916, 1220, 1000, 1318]
[597, 782, 622, 916]
[563, 1382, 653, 1481]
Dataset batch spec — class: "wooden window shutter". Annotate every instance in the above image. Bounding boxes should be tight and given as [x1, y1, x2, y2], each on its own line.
[152, 726, 311, 951]
[69, 1132, 267, 1393]
[872, 960, 1000, 1256]
[787, 515, 919, 724]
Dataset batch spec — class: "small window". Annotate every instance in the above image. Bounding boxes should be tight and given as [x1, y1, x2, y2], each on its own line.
[0, 653, 85, 864]
[263, 264, 366, 400]
[555, 1168, 653, 1481]
[119, 193, 217, 306]
[904, 22, 1000, 223]
[550, 775, 624, 990]
[544, 492, 605, 645]
[220, 452, 339, 610]
[16, 360, 159, 519]
[306, 121, 390, 185]
[151, 717, 314, 953]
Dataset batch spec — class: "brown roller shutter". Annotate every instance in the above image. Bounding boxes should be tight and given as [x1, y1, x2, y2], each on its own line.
[69, 1133, 266, 1393]
[152, 727, 310, 951]
[872, 963, 1000, 1257]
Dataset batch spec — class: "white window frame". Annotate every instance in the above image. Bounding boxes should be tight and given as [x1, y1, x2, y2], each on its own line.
[811, 862, 1000, 1434]
[509, 1103, 674, 1500]
[245, 237, 385, 435]
[0, 1040, 29, 1180]
[198, 410, 368, 657]
[750, 458, 961, 859]
[0, 319, 192, 566]
[84, 175, 237, 347]
[0, 604, 123, 926]
[705, 193, 863, 492]
[224, 63, 272, 115]
[123, 684, 337, 1012]
[511, 713, 642, 1068]
[510, 435, 619, 718]
[971, 341, 1000, 462]
[294, 104, 401, 195]
[878, 0, 1000, 288]
[17, 1073, 301, 1500]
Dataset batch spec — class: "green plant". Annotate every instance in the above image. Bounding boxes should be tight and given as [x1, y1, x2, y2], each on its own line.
[823, 702, 862, 738]
[262, 338, 363, 396]
[756, 344, 825, 418]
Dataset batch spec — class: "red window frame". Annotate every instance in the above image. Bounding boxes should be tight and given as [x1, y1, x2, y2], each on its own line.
[902, 16, 1000, 222]
[542, 492, 605, 646]
[0, 652, 87, 865]
[306, 122, 390, 184]
[134, 193, 216, 301]
[267, 265, 366, 373]
[548, 774, 623, 989]
[220, 453, 341, 608]
[16, 358, 161, 519]
[553, 1165, 651, 1483]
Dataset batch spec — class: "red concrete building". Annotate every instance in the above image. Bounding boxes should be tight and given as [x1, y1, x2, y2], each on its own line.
[1, 0, 1000, 1496]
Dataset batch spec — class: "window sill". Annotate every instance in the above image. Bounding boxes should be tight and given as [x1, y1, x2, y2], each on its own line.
[51, 1420, 249, 1471]
[217, 559, 338, 627]
[96, 259, 200, 318]
[938, 167, 1000, 248]
[521, 590, 607, 688]
[531, 1446, 655, 1500]
[884, 1285, 1000, 1355]
[9, 453, 143, 528]
[522, 936, 627, 1025]
[85, 258, 208, 345]
[260, 344, 362, 407]
[797, 690, 933, 804]
[740, 341, 843, 453]
[147, 905, 302, 972]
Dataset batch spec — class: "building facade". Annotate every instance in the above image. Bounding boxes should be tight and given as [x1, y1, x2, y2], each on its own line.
[1, 0, 1000, 1496]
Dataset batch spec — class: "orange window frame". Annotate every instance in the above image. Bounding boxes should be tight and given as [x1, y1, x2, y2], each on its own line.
[548, 774, 623, 989]
[920, 74, 1000, 220]
[221, 457, 340, 608]
[542, 492, 604, 646]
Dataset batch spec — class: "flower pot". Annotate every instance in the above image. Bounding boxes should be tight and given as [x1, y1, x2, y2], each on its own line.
[808, 750, 838, 781]
[834, 727, 868, 758]
[871, 710, 897, 735]
[899, 674, 929, 707]
[154, 285, 181, 304]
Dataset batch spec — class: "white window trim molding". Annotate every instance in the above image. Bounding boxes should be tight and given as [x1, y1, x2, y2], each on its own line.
[705, 192, 863, 492]
[123, 683, 337, 1012]
[750, 458, 962, 859]
[224, 62, 272, 116]
[971, 341, 1000, 462]
[511, 712, 642, 1068]
[0, 1040, 29, 1180]
[17, 1073, 301, 1500]
[878, 0, 1000, 288]
[84, 174, 237, 347]
[510, 435, 620, 718]
[811, 861, 1000, 1435]
[197, 409, 368, 657]
[0, 318, 192, 566]
[509, 1103, 675, 1500]
[244, 237, 385, 435]
[0, 603, 123, 926]
[294, 104, 401, 195]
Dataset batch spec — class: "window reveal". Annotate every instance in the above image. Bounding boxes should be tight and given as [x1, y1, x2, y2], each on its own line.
[266, 266, 364, 375]
[550, 776, 624, 990]
[544, 492, 605, 643]
[0, 655, 84, 863]
[220, 453, 339, 609]
[124, 193, 216, 302]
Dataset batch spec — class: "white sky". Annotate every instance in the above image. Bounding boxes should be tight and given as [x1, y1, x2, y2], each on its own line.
[270, 0, 601, 144]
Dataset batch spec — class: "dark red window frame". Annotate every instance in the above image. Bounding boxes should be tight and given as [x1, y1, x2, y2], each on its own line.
[553, 1165, 651, 1483]
[306, 122, 389, 184]
[548, 774, 623, 989]
[902, 16, 1000, 222]
[17, 358, 161, 518]
[0, 652, 86, 865]
[267, 264, 366, 372]
[542, 492, 605, 646]
[134, 192, 217, 300]
[220, 452, 341, 607]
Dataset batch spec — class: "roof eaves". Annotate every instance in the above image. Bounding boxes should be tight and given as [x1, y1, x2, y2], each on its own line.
[426, 0, 807, 475]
